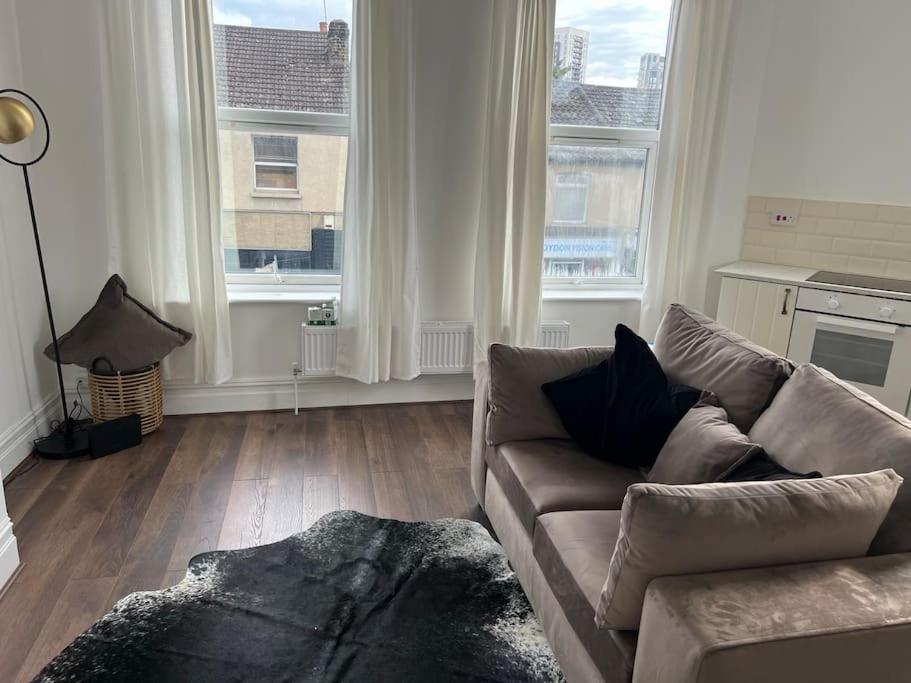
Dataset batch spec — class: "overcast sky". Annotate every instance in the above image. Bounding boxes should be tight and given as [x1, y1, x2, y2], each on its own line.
[213, 0, 672, 88]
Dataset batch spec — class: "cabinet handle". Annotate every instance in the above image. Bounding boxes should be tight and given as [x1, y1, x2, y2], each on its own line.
[781, 287, 792, 315]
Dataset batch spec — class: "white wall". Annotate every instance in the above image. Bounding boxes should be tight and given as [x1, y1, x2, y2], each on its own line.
[0, 0, 27, 588]
[749, 0, 911, 205]
[9, 0, 907, 441]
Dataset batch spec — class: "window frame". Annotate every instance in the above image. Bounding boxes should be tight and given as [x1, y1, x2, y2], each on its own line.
[219, 107, 348, 289]
[544, 125, 659, 289]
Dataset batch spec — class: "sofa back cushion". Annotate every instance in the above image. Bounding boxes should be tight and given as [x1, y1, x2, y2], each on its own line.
[594, 470, 903, 630]
[750, 363, 911, 555]
[654, 304, 792, 433]
[486, 344, 612, 445]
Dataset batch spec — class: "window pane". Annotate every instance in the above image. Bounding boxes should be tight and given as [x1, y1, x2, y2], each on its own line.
[253, 135, 297, 162]
[254, 164, 297, 190]
[545, 145, 647, 279]
[221, 130, 347, 275]
[212, 2, 351, 115]
[552, 1, 673, 129]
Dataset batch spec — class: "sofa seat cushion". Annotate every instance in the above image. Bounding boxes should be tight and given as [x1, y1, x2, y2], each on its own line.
[750, 363, 911, 555]
[534, 510, 637, 677]
[486, 439, 645, 535]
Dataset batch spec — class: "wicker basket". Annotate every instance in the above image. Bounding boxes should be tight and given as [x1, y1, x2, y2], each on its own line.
[88, 363, 164, 436]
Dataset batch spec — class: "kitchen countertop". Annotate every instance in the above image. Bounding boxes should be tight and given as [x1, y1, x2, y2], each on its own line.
[716, 261, 911, 302]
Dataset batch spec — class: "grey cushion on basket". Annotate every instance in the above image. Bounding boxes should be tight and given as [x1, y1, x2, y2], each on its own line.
[648, 398, 763, 485]
[750, 363, 911, 555]
[45, 274, 192, 373]
[594, 470, 903, 631]
[654, 304, 792, 433]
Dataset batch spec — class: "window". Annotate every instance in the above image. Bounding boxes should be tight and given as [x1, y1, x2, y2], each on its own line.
[253, 135, 298, 191]
[212, 1, 352, 284]
[547, 0, 674, 285]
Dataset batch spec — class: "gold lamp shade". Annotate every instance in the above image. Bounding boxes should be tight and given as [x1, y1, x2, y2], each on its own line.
[0, 96, 35, 144]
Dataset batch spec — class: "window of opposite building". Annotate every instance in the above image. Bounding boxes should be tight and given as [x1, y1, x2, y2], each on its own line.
[253, 135, 299, 192]
[212, 1, 351, 287]
[548, 0, 674, 287]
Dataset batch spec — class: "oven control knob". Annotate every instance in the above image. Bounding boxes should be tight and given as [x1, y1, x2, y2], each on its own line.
[879, 305, 895, 319]
[826, 295, 841, 310]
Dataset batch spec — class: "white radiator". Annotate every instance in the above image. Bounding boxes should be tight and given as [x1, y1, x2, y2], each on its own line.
[301, 320, 570, 376]
[300, 326, 338, 377]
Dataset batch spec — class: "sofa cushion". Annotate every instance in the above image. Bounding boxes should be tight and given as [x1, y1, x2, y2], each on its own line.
[542, 324, 702, 469]
[533, 510, 637, 676]
[595, 470, 903, 630]
[486, 344, 613, 445]
[654, 304, 792, 433]
[486, 439, 644, 535]
[648, 399, 764, 485]
[750, 363, 911, 555]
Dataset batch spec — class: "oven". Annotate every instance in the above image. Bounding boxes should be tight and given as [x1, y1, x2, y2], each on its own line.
[788, 288, 911, 415]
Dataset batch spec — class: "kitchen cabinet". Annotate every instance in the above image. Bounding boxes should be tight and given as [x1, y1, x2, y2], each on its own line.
[716, 276, 795, 356]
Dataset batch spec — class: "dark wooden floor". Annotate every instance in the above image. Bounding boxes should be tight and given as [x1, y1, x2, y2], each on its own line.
[0, 402, 480, 682]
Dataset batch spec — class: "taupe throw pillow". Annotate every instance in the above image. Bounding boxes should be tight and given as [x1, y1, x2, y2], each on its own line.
[595, 470, 903, 630]
[654, 304, 792, 433]
[45, 274, 192, 372]
[648, 400, 762, 485]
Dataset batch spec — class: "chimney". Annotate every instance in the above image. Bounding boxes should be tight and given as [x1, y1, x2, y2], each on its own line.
[319, 21, 328, 33]
[327, 20, 349, 64]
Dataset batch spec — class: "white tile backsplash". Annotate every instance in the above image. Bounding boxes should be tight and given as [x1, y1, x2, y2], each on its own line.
[740, 196, 911, 278]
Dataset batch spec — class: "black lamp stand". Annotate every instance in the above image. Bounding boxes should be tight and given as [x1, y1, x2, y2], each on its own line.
[1, 88, 89, 459]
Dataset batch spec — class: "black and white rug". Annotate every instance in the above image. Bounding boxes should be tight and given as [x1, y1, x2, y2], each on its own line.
[35, 511, 563, 682]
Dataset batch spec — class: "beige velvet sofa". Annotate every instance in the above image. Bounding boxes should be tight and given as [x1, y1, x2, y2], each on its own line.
[470, 305, 911, 683]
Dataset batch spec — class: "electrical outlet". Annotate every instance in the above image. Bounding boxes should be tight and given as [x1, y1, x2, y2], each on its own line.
[769, 212, 798, 226]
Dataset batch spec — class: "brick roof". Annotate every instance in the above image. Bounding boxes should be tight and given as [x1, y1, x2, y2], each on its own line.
[214, 24, 660, 129]
[213, 23, 349, 114]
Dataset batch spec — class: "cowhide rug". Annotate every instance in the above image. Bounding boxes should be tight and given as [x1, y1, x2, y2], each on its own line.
[34, 510, 563, 682]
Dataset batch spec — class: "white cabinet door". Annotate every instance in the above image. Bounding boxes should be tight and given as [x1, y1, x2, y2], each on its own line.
[717, 277, 795, 356]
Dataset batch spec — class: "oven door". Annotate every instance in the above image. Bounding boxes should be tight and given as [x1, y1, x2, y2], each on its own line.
[788, 311, 911, 414]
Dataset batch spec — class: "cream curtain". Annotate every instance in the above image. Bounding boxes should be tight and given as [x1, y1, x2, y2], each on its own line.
[102, 0, 232, 384]
[638, 0, 739, 339]
[336, 0, 421, 384]
[472, 0, 555, 366]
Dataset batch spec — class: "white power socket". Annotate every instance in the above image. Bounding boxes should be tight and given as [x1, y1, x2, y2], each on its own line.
[769, 213, 798, 226]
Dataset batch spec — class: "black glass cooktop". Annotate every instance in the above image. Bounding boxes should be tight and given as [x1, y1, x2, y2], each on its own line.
[808, 271, 911, 295]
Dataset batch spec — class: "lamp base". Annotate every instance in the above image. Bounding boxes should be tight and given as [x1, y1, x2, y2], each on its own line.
[34, 423, 90, 459]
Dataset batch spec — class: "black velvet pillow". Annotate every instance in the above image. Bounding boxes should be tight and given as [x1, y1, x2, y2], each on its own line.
[718, 449, 822, 482]
[541, 324, 700, 468]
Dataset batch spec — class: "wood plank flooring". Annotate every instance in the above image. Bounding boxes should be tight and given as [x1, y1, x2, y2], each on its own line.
[0, 401, 481, 682]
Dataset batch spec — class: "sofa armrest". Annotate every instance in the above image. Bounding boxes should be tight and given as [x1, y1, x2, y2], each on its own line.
[471, 360, 491, 507]
[633, 553, 911, 683]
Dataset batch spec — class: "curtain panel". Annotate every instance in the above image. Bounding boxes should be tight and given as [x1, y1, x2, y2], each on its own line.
[472, 0, 555, 367]
[336, 0, 422, 384]
[638, 0, 740, 339]
[101, 0, 232, 384]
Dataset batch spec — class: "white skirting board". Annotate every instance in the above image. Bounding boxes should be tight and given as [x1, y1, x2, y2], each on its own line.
[0, 393, 60, 480]
[0, 515, 20, 593]
[160, 373, 476, 415]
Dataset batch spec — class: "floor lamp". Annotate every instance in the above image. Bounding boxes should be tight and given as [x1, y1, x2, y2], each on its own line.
[0, 89, 89, 458]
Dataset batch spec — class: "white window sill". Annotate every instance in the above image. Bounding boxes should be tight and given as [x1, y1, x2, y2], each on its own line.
[227, 284, 339, 303]
[251, 191, 302, 199]
[542, 287, 643, 301]
[228, 284, 643, 304]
